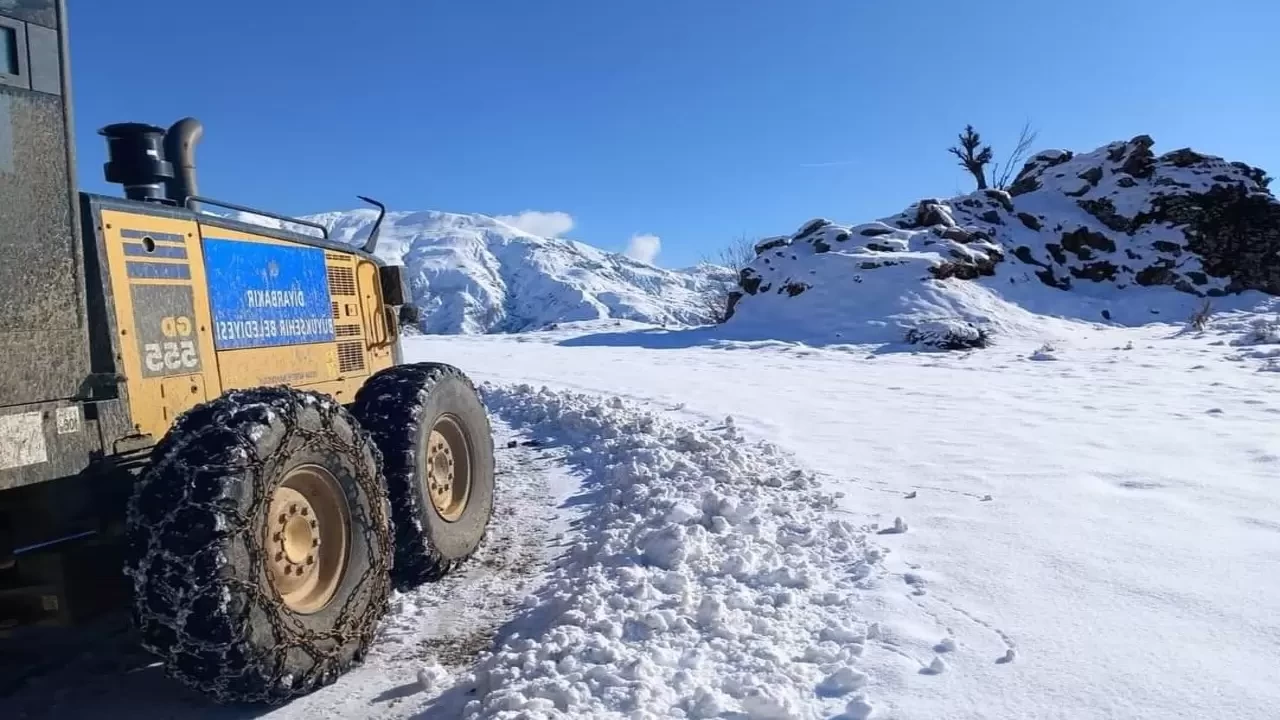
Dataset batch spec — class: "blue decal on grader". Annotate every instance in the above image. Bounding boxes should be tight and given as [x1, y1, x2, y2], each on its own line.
[202, 237, 336, 350]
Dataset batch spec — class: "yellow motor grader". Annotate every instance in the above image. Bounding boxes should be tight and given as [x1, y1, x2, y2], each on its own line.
[0, 0, 496, 704]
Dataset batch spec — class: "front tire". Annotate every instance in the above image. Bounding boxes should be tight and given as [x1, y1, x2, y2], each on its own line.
[123, 387, 393, 704]
[351, 362, 495, 589]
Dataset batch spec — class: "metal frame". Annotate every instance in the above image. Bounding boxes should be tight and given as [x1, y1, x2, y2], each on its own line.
[185, 195, 331, 240]
[0, 15, 28, 90]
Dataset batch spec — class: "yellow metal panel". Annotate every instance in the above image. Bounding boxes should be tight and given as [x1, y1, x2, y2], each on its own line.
[217, 343, 340, 389]
[356, 260, 389, 348]
[294, 377, 369, 405]
[99, 209, 222, 439]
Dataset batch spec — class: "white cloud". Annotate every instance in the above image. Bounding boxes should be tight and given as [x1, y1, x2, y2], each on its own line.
[624, 233, 662, 264]
[495, 210, 575, 238]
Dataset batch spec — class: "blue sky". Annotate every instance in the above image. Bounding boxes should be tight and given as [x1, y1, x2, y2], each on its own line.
[67, 0, 1279, 268]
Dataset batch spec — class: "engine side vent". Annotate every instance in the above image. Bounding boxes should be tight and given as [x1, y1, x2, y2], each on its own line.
[331, 301, 340, 319]
[326, 253, 349, 263]
[337, 340, 365, 373]
[335, 324, 362, 338]
[327, 266, 356, 296]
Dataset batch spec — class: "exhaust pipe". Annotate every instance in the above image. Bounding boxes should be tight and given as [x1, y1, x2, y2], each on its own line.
[163, 117, 203, 212]
[99, 122, 173, 203]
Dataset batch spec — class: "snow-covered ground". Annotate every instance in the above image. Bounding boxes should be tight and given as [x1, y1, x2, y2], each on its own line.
[387, 312, 1280, 719]
[7, 319, 1280, 719]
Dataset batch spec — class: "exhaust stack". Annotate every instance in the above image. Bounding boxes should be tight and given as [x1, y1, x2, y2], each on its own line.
[163, 117, 203, 211]
[99, 122, 173, 203]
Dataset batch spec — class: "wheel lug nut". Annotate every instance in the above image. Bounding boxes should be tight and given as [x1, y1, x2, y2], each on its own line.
[289, 504, 298, 515]
[275, 552, 284, 561]
[306, 555, 315, 564]
[301, 507, 309, 516]
[310, 519, 318, 528]
[273, 532, 282, 541]
[279, 513, 287, 523]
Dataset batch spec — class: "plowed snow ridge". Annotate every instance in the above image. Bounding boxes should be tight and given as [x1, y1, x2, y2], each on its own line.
[439, 383, 891, 720]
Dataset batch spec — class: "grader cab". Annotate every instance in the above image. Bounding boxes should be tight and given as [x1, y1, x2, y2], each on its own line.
[0, 0, 496, 704]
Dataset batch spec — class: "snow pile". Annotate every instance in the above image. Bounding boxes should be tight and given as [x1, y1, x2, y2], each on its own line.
[452, 384, 891, 719]
[220, 208, 733, 334]
[725, 136, 1279, 346]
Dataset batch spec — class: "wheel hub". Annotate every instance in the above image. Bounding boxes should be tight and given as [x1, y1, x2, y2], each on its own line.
[424, 415, 472, 522]
[264, 465, 350, 614]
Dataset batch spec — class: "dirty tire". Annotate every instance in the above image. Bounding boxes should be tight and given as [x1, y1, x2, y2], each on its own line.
[122, 387, 393, 704]
[351, 362, 495, 590]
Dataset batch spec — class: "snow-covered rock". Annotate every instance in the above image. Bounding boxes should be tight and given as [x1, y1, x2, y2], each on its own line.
[220, 208, 734, 334]
[724, 137, 1279, 346]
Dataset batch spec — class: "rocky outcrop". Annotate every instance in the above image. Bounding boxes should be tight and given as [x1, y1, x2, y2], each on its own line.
[724, 135, 1280, 335]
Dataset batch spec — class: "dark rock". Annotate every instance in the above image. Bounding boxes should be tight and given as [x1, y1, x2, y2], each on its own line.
[1121, 135, 1156, 179]
[1136, 184, 1280, 293]
[835, 232, 850, 242]
[1174, 278, 1201, 295]
[759, 283, 771, 294]
[960, 198, 984, 209]
[813, 238, 831, 253]
[1045, 243, 1067, 265]
[1116, 175, 1138, 188]
[1155, 176, 1191, 188]
[1060, 228, 1116, 258]
[858, 226, 894, 237]
[1160, 148, 1207, 168]
[724, 291, 743, 321]
[1101, 309, 1112, 320]
[1013, 246, 1041, 266]
[916, 201, 955, 228]
[1187, 271, 1208, 285]
[1077, 198, 1131, 232]
[1036, 268, 1071, 290]
[1078, 166, 1104, 186]
[754, 236, 789, 253]
[739, 268, 762, 295]
[1212, 174, 1234, 184]
[1125, 248, 1142, 260]
[939, 226, 973, 243]
[795, 218, 832, 241]
[1152, 240, 1182, 255]
[1016, 212, 1042, 231]
[1135, 262, 1176, 287]
[1064, 183, 1091, 198]
[904, 322, 990, 350]
[782, 281, 810, 297]
[983, 189, 1014, 212]
[866, 242, 897, 253]
[980, 210, 1003, 224]
[1070, 261, 1118, 282]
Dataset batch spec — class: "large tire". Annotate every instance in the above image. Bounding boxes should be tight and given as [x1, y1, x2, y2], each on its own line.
[351, 362, 495, 590]
[122, 387, 393, 704]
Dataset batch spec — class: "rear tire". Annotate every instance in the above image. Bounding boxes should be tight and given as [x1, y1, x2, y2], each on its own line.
[351, 362, 495, 589]
[123, 387, 393, 704]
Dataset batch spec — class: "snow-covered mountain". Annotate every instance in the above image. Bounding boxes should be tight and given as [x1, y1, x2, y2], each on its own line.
[724, 135, 1280, 348]
[223, 208, 733, 334]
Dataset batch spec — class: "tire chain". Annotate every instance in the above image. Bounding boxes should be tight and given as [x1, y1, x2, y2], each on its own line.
[123, 387, 393, 704]
[352, 363, 492, 589]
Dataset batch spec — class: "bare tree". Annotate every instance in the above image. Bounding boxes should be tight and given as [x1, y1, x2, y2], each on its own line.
[948, 125, 994, 190]
[698, 234, 759, 324]
[991, 121, 1039, 190]
[709, 233, 757, 272]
